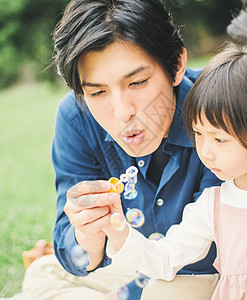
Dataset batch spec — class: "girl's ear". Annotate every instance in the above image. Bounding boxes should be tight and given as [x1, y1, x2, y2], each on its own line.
[173, 47, 187, 87]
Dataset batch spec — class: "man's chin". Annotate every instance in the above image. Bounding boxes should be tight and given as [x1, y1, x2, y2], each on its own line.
[119, 142, 159, 158]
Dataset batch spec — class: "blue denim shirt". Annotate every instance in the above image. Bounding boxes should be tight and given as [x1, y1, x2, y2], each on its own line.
[52, 68, 221, 297]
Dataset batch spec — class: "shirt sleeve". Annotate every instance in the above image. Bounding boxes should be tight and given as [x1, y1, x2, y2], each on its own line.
[106, 187, 216, 281]
[52, 92, 111, 276]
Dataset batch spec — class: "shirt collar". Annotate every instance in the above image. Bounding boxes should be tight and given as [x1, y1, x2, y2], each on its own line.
[166, 74, 194, 148]
[105, 134, 114, 142]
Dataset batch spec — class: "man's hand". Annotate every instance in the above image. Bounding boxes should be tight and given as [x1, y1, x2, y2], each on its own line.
[65, 180, 122, 270]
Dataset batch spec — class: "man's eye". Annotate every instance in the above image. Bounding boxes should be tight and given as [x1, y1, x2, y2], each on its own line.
[129, 79, 147, 87]
[91, 91, 105, 97]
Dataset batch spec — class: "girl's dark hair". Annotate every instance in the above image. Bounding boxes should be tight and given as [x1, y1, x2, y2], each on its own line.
[52, 0, 184, 106]
[185, 43, 247, 149]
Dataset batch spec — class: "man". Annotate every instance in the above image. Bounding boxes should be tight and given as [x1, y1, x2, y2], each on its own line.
[23, 0, 221, 299]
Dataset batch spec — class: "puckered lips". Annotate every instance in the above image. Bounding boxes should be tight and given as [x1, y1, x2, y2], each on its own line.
[121, 129, 145, 146]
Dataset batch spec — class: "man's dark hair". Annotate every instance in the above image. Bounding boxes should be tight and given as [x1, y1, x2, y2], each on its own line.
[53, 0, 184, 106]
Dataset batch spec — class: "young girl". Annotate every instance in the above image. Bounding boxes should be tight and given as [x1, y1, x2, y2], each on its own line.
[104, 6, 247, 300]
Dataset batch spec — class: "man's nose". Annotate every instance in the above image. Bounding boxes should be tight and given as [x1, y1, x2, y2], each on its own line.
[112, 92, 136, 123]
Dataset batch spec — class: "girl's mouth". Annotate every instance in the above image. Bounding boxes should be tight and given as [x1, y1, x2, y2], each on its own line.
[210, 168, 221, 174]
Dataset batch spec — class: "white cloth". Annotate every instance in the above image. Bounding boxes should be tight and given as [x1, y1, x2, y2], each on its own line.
[107, 180, 247, 281]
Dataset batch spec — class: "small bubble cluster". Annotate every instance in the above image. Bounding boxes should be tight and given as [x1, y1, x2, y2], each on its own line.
[110, 212, 126, 231]
[71, 245, 89, 268]
[117, 285, 129, 300]
[121, 166, 138, 200]
[126, 208, 145, 228]
[110, 166, 146, 231]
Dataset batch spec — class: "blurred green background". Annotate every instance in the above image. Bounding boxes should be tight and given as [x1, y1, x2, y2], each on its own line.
[0, 0, 242, 88]
[0, 0, 242, 297]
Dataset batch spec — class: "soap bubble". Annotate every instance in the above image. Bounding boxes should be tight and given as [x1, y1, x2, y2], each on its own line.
[126, 166, 138, 183]
[120, 174, 129, 183]
[135, 272, 150, 288]
[117, 285, 129, 300]
[126, 208, 145, 228]
[121, 166, 138, 200]
[124, 180, 138, 200]
[148, 232, 165, 241]
[110, 213, 126, 231]
[71, 245, 89, 267]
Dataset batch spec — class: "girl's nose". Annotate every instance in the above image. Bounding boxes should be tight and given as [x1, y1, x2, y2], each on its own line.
[204, 152, 215, 161]
[200, 142, 215, 162]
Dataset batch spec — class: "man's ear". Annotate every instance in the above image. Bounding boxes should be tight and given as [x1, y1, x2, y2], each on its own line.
[173, 47, 187, 87]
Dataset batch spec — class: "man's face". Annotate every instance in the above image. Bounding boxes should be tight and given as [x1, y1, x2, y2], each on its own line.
[78, 40, 185, 157]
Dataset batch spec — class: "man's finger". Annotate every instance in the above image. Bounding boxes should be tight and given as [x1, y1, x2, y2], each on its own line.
[68, 191, 120, 208]
[67, 180, 112, 198]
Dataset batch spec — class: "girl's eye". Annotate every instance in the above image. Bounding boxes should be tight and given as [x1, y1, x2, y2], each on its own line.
[215, 138, 225, 143]
[193, 130, 201, 136]
[91, 90, 105, 97]
[129, 79, 148, 87]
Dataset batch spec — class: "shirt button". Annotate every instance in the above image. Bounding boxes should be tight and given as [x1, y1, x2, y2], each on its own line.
[138, 160, 145, 167]
[156, 198, 164, 206]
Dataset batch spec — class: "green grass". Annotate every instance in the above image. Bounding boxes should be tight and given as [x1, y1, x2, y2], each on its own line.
[0, 82, 69, 297]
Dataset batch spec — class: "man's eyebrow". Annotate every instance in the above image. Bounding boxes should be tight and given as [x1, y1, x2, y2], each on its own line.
[124, 66, 150, 78]
[81, 66, 150, 87]
[81, 82, 106, 88]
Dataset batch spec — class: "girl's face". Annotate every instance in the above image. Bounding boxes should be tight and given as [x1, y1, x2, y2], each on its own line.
[77, 40, 186, 157]
[193, 113, 247, 190]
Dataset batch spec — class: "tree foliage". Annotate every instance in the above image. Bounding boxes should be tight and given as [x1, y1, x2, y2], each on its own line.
[0, 0, 70, 87]
[164, 0, 242, 56]
[0, 0, 242, 88]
